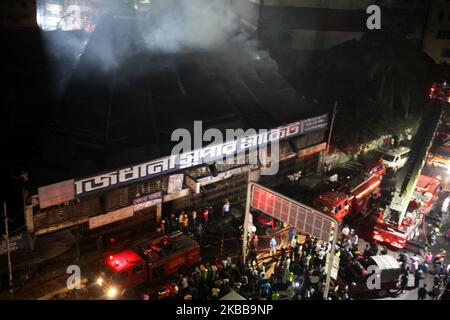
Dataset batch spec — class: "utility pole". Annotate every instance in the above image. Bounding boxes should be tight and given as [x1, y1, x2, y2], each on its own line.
[322, 101, 338, 175]
[3, 202, 13, 299]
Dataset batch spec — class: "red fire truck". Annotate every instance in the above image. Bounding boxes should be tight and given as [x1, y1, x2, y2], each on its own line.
[373, 175, 441, 249]
[313, 170, 383, 222]
[95, 234, 200, 298]
[429, 82, 450, 103]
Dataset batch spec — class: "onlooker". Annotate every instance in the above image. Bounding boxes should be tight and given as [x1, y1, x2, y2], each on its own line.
[270, 237, 277, 256]
[222, 198, 230, 216]
[418, 284, 427, 300]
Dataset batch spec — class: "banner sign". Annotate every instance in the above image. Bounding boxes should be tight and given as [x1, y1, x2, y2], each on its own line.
[197, 164, 257, 187]
[45, 115, 327, 199]
[38, 179, 75, 209]
[89, 206, 134, 230]
[0, 231, 29, 256]
[168, 174, 184, 194]
[133, 191, 163, 212]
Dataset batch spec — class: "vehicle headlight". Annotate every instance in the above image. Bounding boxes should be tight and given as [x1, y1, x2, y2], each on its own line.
[107, 287, 118, 299]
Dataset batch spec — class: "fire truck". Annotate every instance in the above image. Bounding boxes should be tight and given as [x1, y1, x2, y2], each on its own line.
[372, 97, 444, 249]
[95, 233, 200, 298]
[429, 82, 450, 103]
[313, 168, 384, 222]
[373, 175, 441, 249]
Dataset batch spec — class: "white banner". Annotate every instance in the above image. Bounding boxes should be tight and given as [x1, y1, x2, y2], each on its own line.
[89, 206, 134, 230]
[168, 174, 184, 194]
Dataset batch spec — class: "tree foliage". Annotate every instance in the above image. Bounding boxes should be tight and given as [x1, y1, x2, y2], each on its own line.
[311, 27, 435, 148]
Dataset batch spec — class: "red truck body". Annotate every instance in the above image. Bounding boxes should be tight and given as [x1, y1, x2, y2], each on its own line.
[314, 170, 383, 222]
[372, 175, 441, 249]
[97, 234, 200, 296]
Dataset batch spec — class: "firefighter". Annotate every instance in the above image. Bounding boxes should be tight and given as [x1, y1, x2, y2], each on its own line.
[203, 207, 209, 225]
[191, 210, 197, 229]
[251, 234, 259, 251]
[162, 234, 169, 246]
[269, 237, 277, 256]
[178, 212, 184, 230]
[160, 219, 166, 235]
[183, 214, 189, 232]
[170, 213, 178, 231]
[222, 198, 230, 216]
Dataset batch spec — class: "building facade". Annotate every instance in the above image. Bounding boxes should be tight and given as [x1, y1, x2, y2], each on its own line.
[24, 116, 328, 245]
[231, 0, 429, 78]
[423, 0, 450, 64]
[0, 0, 38, 28]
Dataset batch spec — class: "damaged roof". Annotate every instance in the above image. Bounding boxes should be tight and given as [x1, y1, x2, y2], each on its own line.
[32, 16, 317, 187]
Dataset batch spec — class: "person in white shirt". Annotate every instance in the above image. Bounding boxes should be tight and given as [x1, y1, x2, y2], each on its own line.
[222, 198, 230, 216]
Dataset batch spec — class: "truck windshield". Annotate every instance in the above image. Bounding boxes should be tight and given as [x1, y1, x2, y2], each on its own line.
[383, 154, 396, 162]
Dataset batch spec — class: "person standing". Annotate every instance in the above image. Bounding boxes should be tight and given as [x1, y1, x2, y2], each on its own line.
[289, 228, 296, 242]
[222, 198, 230, 216]
[192, 210, 197, 228]
[203, 207, 209, 225]
[418, 284, 427, 300]
[178, 212, 184, 230]
[170, 213, 177, 232]
[271, 290, 280, 300]
[196, 223, 203, 242]
[160, 219, 166, 235]
[183, 214, 189, 233]
[252, 234, 259, 252]
[398, 273, 409, 294]
[96, 235, 103, 255]
[352, 233, 359, 249]
[414, 267, 424, 288]
[270, 237, 277, 256]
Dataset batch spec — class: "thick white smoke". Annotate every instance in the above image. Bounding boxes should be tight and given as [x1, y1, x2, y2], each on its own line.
[139, 0, 246, 53]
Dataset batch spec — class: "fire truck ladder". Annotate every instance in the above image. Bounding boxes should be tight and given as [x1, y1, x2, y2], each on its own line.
[385, 100, 444, 226]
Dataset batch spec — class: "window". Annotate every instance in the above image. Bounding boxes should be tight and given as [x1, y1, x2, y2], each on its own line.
[437, 30, 450, 39]
[441, 49, 450, 58]
[383, 154, 396, 162]
[133, 265, 144, 275]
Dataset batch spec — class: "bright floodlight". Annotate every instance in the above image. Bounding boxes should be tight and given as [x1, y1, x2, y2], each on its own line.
[107, 287, 118, 299]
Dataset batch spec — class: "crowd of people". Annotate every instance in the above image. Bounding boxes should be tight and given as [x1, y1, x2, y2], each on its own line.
[138, 192, 450, 301]
[148, 226, 355, 300]
[159, 198, 232, 242]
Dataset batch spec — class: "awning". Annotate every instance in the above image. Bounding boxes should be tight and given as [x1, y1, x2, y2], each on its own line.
[370, 255, 400, 271]
[219, 290, 246, 300]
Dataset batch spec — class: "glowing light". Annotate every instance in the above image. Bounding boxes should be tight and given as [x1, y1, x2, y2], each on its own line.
[107, 287, 118, 299]
[97, 278, 103, 286]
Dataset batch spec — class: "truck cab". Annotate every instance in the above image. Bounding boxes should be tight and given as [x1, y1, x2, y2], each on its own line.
[98, 250, 147, 297]
[313, 191, 351, 222]
[373, 207, 421, 249]
[373, 174, 441, 249]
[410, 175, 441, 212]
[429, 82, 450, 103]
[96, 235, 200, 298]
